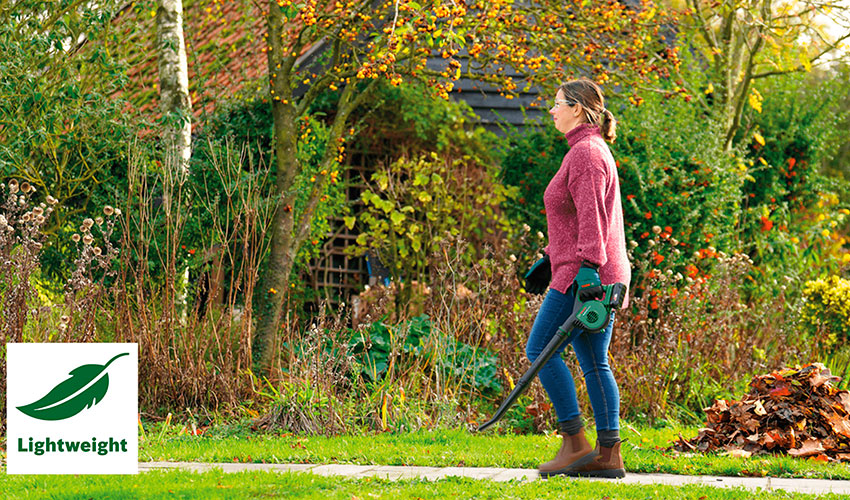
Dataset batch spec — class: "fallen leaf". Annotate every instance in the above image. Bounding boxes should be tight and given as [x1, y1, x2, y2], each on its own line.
[769, 385, 792, 398]
[828, 414, 850, 439]
[788, 439, 825, 458]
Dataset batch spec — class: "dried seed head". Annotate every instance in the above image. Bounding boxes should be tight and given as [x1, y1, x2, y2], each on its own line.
[83, 218, 94, 228]
[47, 195, 58, 205]
[20, 182, 32, 193]
[83, 234, 93, 245]
[103, 205, 115, 216]
[71, 233, 81, 243]
[35, 215, 45, 224]
[114, 208, 121, 216]
[93, 246, 102, 256]
[33, 207, 43, 217]
[8, 179, 18, 193]
[95, 216, 104, 226]
[0, 215, 7, 226]
[18, 197, 25, 205]
[60, 315, 70, 323]
[58, 323, 67, 331]
[21, 213, 31, 222]
[652, 225, 662, 234]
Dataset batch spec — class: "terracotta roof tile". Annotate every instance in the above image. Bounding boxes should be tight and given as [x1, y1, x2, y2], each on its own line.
[116, 1, 281, 121]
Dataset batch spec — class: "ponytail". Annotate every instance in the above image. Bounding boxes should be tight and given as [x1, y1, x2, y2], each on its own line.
[599, 108, 617, 143]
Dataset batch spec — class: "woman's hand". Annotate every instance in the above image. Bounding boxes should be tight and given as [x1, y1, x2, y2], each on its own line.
[524, 255, 551, 295]
[575, 261, 603, 301]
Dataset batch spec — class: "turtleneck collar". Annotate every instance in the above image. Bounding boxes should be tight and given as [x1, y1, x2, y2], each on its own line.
[564, 123, 601, 148]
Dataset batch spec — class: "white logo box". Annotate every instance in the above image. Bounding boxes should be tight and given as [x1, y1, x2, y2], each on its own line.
[6, 343, 138, 474]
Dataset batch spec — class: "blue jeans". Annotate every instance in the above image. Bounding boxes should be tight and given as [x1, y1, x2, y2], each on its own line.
[525, 287, 620, 431]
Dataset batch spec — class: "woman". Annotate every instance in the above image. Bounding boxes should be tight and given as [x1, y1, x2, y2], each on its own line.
[523, 78, 631, 478]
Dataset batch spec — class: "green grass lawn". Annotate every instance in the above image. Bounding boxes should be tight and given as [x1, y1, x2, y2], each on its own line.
[137, 422, 850, 480]
[0, 470, 845, 499]
[3, 421, 850, 498]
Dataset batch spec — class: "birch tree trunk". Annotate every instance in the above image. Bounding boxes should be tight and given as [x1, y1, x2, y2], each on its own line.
[156, 0, 192, 174]
[156, 0, 192, 323]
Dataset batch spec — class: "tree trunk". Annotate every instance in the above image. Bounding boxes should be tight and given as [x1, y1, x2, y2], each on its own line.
[254, 2, 300, 374]
[156, 0, 192, 322]
[156, 0, 192, 174]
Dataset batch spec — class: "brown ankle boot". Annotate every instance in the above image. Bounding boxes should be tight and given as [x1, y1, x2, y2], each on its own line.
[538, 431, 597, 478]
[565, 441, 626, 478]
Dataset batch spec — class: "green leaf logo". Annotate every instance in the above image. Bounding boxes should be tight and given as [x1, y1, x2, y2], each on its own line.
[17, 352, 129, 421]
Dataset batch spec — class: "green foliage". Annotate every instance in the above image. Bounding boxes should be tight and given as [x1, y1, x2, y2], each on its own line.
[729, 70, 850, 304]
[612, 94, 744, 271]
[737, 69, 850, 218]
[349, 316, 431, 381]
[350, 315, 502, 393]
[0, 1, 135, 280]
[498, 124, 570, 238]
[352, 152, 514, 288]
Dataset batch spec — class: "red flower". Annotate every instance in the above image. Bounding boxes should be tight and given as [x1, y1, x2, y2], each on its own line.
[644, 212, 652, 219]
[652, 251, 665, 265]
[760, 216, 773, 232]
[626, 194, 635, 200]
[188, 249, 196, 255]
[788, 157, 796, 168]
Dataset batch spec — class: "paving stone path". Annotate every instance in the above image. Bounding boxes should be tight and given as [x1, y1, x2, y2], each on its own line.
[140, 462, 850, 495]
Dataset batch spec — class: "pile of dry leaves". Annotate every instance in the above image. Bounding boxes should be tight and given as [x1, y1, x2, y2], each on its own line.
[675, 363, 850, 462]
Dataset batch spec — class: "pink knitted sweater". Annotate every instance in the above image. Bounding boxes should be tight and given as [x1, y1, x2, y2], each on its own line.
[543, 123, 631, 308]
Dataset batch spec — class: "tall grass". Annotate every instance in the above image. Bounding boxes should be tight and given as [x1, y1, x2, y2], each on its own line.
[113, 142, 273, 417]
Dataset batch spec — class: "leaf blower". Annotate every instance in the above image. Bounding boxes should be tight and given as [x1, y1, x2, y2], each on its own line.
[477, 282, 627, 432]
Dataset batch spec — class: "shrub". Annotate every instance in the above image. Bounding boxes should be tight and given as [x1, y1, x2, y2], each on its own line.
[351, 152, 515, 311]
[736, 69, 850, 211]
[801, 275, 850, 348]
[612, 93, 744, 274]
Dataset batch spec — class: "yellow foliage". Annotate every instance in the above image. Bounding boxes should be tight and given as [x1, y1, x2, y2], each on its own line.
[749, 89, 763, 114]
[802, 275, 850, 344]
